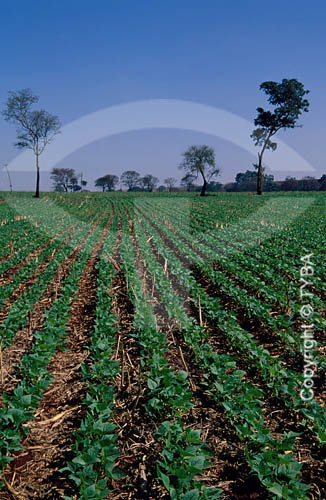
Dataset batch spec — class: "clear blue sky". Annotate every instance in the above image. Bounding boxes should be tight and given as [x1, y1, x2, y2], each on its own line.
[0, 0, 325, 191]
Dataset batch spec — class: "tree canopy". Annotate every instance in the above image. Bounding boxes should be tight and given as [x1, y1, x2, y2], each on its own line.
[2, 88, 61, 198]
[95, 174, 119, 191]
[179, 145, 219, 196]
[51, 168, 76, 192]
[120, 170, 141, 191]
[139, 174, 159, 192]
[251, 79, 310, 195]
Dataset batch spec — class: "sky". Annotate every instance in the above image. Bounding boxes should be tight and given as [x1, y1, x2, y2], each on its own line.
[0, 0, 325, 191]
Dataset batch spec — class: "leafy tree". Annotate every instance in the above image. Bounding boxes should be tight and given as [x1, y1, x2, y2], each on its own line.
[235, 170, 258, 185]
[3, 88, 61, 198]
[280, 176, 300, 191]
[95, 174, 119, 192]
[224, 182, 236, 192]
[319, 174, 326, 191]
[121, 170, 140, 191]
[234, 169, 278, 192]
[50, 167, 76, 192]
[139, 174, 159, 192]
[157, 185, 167, 192]
[68, 176, 81, 192]
[164, 177, 177, 192]
[297, 176, 319, 191]
[206, 181, 223, 192]
[179, 145, 219, 196]
[181, 173, 197, 192]
[251, 79, 310, 195]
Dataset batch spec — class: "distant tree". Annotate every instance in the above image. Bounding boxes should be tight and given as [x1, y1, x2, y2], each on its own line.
[181, 173, 197, 192]
[68, 176, 81, 192]
[164, 177, 177, 192]
[297, 176, 319, 191]
[206, 181, 223, 192]
[95, 174, 119, 192]
[139, 174, 159, 192]
[280, 176, 300, 191]
[157, 185, 166, 192]
[234, 169, 278, 192]
[235, 170, 258, 185]
[78, 172, 88, 191]
[121, 170, 141, 191]
[3, 89, 61, 198]
[224, 182, 237, 192]
[319, 174, 326, 191]
[179, 145, 219, 196]
[251, 79, 310, 195]
[50, 167, 76, 192]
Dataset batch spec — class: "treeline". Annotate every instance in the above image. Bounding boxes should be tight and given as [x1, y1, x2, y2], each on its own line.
[224, 170, 326, 192]
[51, 167, 326, 193]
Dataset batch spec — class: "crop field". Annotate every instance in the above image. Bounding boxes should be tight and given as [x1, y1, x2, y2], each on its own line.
[0, 191, 325, 500]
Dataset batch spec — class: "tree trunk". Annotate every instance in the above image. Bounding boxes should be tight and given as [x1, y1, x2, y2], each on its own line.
[200, 178, 207, 197]
[257, 154, 263, 196]
[256, 132, 273, 196]
[34, 147, 40, 198]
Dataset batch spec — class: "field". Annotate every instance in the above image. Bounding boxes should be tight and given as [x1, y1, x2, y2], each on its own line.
[0, 191, 325, 500]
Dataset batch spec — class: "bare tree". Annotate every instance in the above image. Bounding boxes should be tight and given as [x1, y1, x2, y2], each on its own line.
[164, 177, 177, 192]
[3, 89, 61, 198]
[181, 173, 196, 192]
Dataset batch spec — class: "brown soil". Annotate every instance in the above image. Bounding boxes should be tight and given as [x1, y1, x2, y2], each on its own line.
[132, 204, 326, 500]
[0, 205, 113, 499]
[0, 205, 109, 397]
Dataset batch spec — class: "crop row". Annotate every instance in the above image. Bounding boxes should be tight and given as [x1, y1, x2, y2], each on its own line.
[125, 203, 311, 499]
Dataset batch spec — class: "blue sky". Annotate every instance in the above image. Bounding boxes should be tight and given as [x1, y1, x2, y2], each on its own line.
[0, 0, 325, 191]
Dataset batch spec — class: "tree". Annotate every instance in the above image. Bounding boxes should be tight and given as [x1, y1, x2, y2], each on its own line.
[50, 168, 76, 192]
[319, 175, 326, 191]
[224, 182, 237, 192]
[3, 89, 61, 198]
[251, 79, 310, 195]
[234, 169, 278, 192]
[181, 173, 197, 192]
[95, 174, 119, 192]
[164, 177, 177, 192]
[157, 185, 166, 192]
[298, 176, 319, 191]
[139, 174, 159, 192]
[68, 176, 80, 192]
[206, 181, 223, 192]
[121, 170, 141, 191]
[280, 176, 300, 191]
[179, 145, 219, 196]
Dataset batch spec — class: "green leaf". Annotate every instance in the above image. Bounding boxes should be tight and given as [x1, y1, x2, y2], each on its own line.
[147, 378, 158, 390]
[159, 471, 170, 489]
[183, 490, 199, 500]
[268, 484, 283, 497]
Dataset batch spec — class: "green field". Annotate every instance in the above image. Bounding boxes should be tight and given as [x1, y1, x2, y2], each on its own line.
[0, 192, 325, 500]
